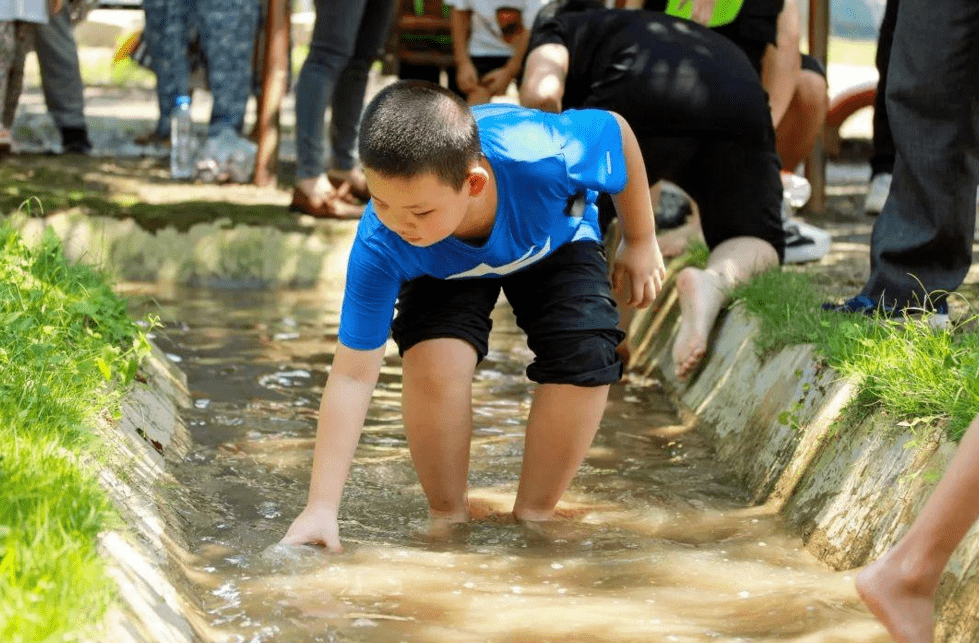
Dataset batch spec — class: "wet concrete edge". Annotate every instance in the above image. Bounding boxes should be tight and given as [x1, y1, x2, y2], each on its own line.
[629, 267, 979, 641]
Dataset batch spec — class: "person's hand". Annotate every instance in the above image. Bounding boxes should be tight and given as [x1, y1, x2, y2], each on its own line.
[456, 61, 479, 95]
[612, 237, 666, 308]
[280, 502, 342, 553]
[479, 66, 514, 96]
[676, 0, 717, 25]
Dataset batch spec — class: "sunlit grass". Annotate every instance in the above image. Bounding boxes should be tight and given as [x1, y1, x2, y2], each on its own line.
[0, 218, 153, 643]
[733, 269, 979, 441]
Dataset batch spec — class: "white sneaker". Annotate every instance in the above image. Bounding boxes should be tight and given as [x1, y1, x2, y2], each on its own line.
[783, 217, 832, 264]
[781, 171, 812, 209]
[864, 172, 892, 216]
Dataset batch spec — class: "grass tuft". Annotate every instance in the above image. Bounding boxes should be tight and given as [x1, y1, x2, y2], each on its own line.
[0, 220, 153, 643]
[732, 269, 979, 441]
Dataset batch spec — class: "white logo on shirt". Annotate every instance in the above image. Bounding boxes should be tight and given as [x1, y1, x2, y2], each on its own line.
[446, 238, 552, 279]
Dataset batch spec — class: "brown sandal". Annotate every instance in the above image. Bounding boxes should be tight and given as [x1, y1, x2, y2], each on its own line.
[289, 187, 365, 220]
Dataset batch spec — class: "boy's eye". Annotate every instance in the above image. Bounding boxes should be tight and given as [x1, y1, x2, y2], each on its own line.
[413, 210, 434, 217]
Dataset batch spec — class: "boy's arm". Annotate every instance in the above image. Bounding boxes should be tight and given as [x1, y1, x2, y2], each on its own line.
[450, 7, 479, 95]
[280, 343, 386, 552]
[519, 43, 569, 112]
[607, 112, 666, 308]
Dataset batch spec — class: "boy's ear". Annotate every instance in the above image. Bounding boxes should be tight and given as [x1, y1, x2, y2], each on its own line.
[467, 166, 489, 197]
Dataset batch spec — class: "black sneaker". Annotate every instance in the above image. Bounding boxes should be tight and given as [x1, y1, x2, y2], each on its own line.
[60, 127, 92, 155]
[822, 295, 950, 328]
[655, 182, 692, 230]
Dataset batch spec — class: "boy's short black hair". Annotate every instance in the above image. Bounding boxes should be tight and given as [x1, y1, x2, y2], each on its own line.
[359, 80, 482, 190]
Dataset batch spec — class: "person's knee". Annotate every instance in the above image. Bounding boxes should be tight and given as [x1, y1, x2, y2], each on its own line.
[794, 70, 829, 119]
[403, 337, 478, 390]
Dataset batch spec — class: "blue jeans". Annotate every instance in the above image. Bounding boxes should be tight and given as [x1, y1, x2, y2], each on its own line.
[293, 0, 395, 180]
[142, 0, 259, 138]
[861, 0, 979, 309]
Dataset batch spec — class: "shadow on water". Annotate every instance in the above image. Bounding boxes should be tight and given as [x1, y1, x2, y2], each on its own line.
[126, 279, 890, 643]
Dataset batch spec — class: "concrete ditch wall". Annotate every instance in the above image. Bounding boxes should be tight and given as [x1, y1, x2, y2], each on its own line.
[15, 215, 977, 641]
[628, 273, 979, 642]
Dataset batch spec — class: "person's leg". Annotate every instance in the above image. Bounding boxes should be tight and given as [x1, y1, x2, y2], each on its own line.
[294, 0, 370, 184]
[869, 0, 898, 180]
[672, 237, 778, 381]
[776, 55, 828, 173]
[675, 134, 784, 381]
[513, 383, 609, 520]
[856, 413, 979, 643]
[859, 0, 979, 311]
[501, 241, 624, 520]
[196, 0, 259, 137]
[328, 0, 394, 174]
[141, 0, 191, 137]
[401, 337, 479, 522]
[1, 22, 31, 131]
[33, 5, 88, 147]
[390, 275, 500, 523]
[0, 21, 17, 136]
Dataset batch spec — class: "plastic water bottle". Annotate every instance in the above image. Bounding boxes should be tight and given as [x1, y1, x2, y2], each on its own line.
[170, 95, 194, 180]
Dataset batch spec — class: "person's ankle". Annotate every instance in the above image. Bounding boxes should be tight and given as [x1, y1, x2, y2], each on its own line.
[512, 505, 556, 522]
[428, 506, 469, 523]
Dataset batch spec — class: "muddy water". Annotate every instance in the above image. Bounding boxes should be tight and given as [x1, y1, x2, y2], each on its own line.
[129, 282, 889, 643]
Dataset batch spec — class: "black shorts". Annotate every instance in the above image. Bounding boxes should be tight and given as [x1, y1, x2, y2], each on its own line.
[390, 240, 625, 386]
[472, 55, 524, 85]
[641, 135, 786, 263]
[597, 133, 786, 263]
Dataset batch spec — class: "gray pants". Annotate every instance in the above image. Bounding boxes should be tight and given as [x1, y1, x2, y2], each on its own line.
[861, 0, 979, 309]
[293, 0, 395, 180]
[35, 5, 86, 130]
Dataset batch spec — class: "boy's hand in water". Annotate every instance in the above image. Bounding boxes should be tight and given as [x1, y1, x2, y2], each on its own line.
[612, 237, 666, 308]
[280, 503, 342, 552]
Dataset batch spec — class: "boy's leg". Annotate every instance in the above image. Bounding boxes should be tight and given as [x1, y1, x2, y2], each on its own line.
[856, 412, 979, 643]
[391, 275, 501, 522]
[513, 383, 609, 520]
[401, 338, 478, 522]
[502, 241, 624, 520]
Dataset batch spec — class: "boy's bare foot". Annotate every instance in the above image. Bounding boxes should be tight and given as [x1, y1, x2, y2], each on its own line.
[855, 556, 937, 643]
[673, 266, 726, 382]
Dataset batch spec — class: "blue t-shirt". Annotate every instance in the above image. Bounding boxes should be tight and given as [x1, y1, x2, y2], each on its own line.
[338, 103, 627, 351]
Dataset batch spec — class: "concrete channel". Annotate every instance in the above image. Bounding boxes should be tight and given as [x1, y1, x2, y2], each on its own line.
[8, 207, 977, 642]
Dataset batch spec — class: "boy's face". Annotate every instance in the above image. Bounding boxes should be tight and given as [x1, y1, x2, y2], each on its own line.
[365, 169, 474, 247]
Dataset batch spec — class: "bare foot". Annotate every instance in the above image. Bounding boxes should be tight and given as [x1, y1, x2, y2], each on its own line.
[658, 220, 703, 258]
[855, 557, 937, 643]
[672, 266, 726, 382]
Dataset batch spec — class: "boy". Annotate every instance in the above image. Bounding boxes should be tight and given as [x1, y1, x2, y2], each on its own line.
[281, 80, 666, 551]
[521, 2, 785, 381]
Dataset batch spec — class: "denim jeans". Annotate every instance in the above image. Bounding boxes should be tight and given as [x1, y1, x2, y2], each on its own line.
[142, 0, 259, 138]
[860, 0, 979, 309]
[293, 0, 395, 180]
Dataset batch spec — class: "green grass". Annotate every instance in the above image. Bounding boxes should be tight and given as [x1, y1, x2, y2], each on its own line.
[0, 218, 153, 643]
[732, 269, 979, 441]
